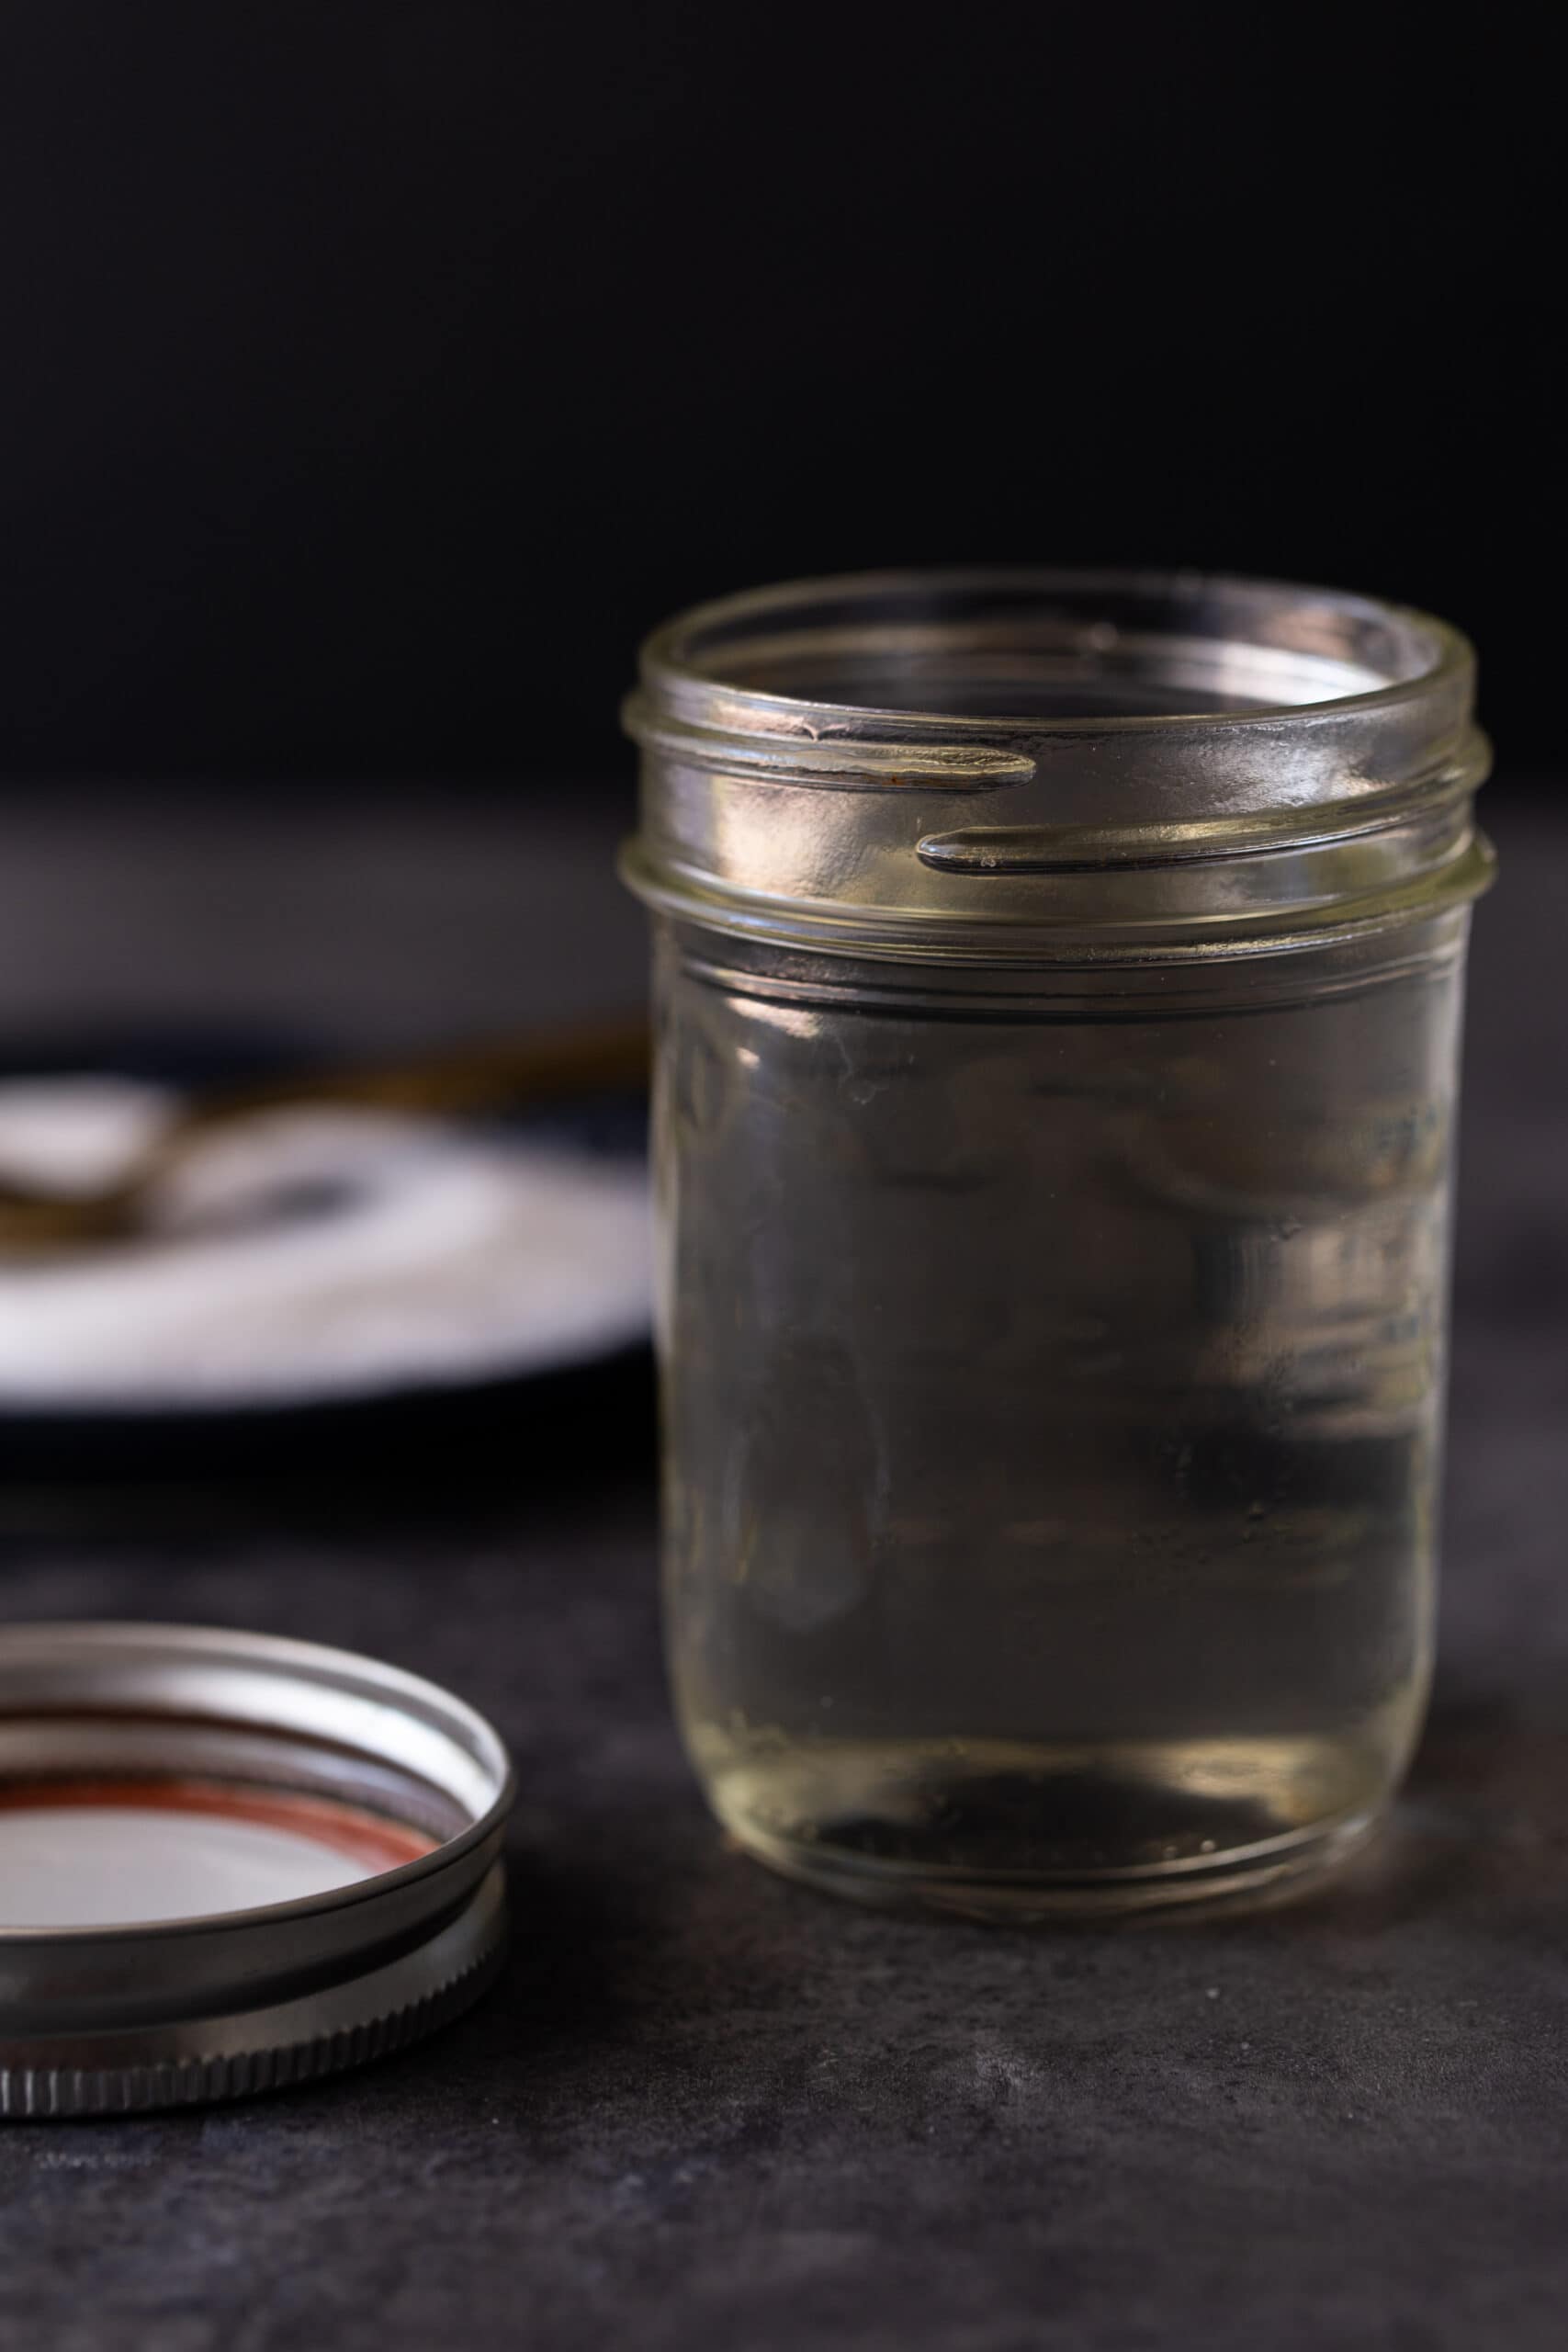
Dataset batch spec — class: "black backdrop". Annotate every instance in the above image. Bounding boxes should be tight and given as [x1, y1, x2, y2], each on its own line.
[0, 5, 1557, 782]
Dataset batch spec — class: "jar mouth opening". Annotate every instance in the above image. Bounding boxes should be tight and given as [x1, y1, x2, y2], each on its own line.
[641, 568, 1471, 737]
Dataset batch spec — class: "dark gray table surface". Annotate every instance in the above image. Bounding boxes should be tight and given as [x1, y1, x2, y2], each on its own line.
[1, 786, 1564, 2352]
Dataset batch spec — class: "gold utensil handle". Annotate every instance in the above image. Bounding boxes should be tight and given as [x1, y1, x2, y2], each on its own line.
[177, 1015, 650, 1131]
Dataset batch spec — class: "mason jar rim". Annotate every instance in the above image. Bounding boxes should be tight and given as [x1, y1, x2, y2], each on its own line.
[637, 565, 1473, 741]
[625, 566, 1490, 968]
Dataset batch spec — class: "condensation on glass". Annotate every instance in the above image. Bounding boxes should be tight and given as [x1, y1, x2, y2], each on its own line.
[622, 571, 1493, 1920]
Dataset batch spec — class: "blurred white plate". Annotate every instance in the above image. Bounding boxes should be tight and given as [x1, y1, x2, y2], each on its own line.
[0, 1080, 652, 1415]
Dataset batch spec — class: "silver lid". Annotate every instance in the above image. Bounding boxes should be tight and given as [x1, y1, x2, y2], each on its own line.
[0, 1622, 513, 2118]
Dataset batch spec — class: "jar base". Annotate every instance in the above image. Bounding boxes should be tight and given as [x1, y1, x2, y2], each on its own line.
[701, 1735, 1392, 1922]
[722, 1809, 1378, 1922]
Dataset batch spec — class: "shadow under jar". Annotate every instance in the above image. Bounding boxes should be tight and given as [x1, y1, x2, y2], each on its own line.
[622, 570, 1493, 1921]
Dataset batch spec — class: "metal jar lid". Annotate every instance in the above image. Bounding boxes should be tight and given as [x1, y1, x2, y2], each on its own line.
[0, 1622, 513, 2119]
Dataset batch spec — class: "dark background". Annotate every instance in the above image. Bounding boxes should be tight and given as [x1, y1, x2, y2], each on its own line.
[0, 3, 1558, 784]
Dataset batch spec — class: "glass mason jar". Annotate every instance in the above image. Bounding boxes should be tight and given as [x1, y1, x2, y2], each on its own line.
[622, 570, 1493, 1920]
